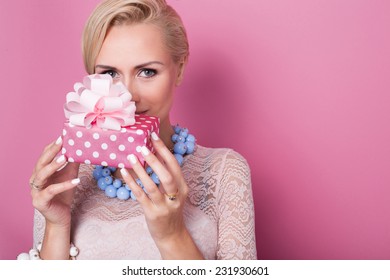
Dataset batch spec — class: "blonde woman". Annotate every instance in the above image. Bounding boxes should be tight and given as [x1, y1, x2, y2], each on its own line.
[24, 0, 256, 260]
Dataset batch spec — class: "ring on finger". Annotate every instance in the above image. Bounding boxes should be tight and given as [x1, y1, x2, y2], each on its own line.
[165, 190, 178, 201]
[30, 179, 43, 191]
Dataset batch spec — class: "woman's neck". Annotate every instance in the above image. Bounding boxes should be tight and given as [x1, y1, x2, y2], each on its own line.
[158, 118, 175, 151]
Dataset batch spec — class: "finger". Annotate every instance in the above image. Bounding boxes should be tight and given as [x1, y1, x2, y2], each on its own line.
[35, 136, 63, 171]
[128, 154, 165, 205]
[32, 154, 68, 187]
[59, 161, 80, 176]
[31, 178, 80, 209]
[150, 132, 188, 196]
[150, 132, 182, 177]
[140, 146, 177, 196]
[120, 168, 153, 207]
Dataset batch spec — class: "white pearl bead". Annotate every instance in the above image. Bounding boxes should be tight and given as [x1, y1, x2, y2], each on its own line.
[29, 249, 40, 260]
[69, 246, 79, 257]
[17, 252, 30, 260]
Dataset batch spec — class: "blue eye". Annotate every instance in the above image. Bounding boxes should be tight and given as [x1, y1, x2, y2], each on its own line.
[139, 69, 156, 78]
[101, 70, 118, 78]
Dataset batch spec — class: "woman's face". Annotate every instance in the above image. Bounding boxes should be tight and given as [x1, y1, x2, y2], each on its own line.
[95, 23, 184, 131]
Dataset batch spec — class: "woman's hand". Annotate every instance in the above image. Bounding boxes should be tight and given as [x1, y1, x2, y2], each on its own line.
[30, 136, 80, 227]
[120, 132, 203, 259]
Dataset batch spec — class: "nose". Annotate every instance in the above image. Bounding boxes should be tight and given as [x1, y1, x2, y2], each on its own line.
[122, 77, 140, 102]
[130, 90, 140, 103]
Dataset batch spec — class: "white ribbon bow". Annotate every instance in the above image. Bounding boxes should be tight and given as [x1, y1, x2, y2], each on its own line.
[64, 74, 136, 131]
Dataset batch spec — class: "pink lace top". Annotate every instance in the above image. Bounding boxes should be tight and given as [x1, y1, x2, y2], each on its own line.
[33, 146, 257, 259]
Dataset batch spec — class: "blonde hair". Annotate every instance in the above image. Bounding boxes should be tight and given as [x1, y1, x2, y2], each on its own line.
[82, 0, 189, 74]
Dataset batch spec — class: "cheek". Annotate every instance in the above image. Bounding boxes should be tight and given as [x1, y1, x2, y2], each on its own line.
[139, 82, 173, 110]
[139, 72, 177, 106]
[154, 79, 175, 101]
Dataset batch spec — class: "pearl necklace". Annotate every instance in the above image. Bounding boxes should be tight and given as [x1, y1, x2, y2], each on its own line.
[92, 125, 196, 200]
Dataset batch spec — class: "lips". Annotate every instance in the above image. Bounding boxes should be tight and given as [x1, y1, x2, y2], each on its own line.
[136, 110, 148, 115]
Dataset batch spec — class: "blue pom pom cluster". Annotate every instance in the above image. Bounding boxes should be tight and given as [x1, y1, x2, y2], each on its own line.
[93, 125, 196, 201]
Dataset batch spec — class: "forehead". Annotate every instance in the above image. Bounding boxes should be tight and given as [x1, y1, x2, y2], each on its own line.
[96, 23, 171, 66]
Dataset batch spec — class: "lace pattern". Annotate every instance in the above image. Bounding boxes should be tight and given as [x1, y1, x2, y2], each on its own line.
[33, 145, 257, 259]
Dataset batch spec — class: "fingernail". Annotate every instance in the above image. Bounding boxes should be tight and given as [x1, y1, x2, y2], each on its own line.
[141, 146, 150, 156]
[55, 136, 62, 145]
[128, 154, 137, 165]
[56, 155, 66, 164]
[151, 132, 159, 141]
[120, 168, 129, 177]
[71, 178, 80, 185]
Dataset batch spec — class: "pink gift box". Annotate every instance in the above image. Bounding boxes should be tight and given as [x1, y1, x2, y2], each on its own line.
[61, 115, 159, 168]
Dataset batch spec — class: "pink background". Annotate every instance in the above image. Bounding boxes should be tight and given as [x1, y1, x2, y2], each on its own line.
[1, 0, 389, 259]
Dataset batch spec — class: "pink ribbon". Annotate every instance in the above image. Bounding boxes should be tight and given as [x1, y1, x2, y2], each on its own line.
[64, 74, 136, 131]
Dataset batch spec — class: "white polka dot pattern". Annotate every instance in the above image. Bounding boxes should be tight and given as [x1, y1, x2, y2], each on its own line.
[61, 115, 159, 168]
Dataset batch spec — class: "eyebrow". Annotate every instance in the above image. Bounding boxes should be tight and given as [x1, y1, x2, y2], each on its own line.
[95, 61, 164, 71]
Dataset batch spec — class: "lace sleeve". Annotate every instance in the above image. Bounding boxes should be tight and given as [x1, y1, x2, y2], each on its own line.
[33, 209, 45, 248]
[216, 150, 257, 259]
